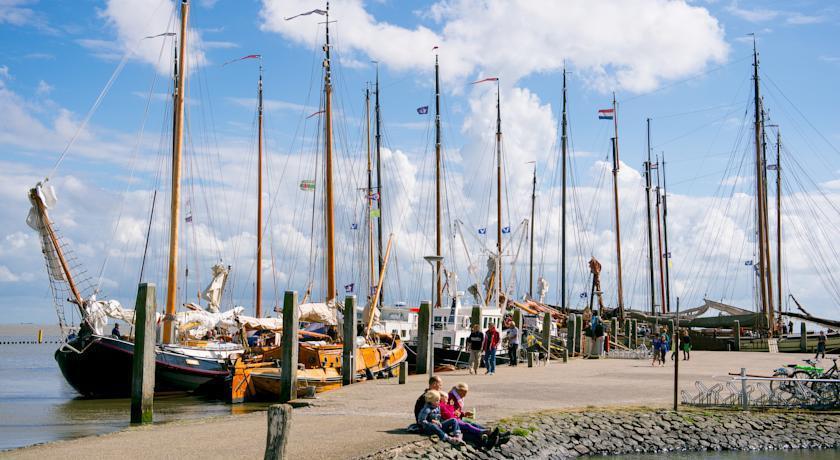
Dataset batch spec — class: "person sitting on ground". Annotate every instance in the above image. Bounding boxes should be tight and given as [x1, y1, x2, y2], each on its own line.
[417, 390, 464, 445]
[414, 375, 443, 421]
[467, 324, 484, 375]
[439, 391, 497, 448]
[111, 323, 121, 340]
[447, 384, 511, 447]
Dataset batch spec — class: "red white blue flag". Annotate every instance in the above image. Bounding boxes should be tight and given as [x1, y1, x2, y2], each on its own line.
[598, 108, 615, 120]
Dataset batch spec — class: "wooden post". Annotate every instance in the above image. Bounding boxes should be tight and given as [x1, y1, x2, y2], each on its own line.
[733, 320, 741, 352]
[574, 314, 583, 354]
[131, 283, 156, 424]
[624, 318, 631, 347]
[562, 348, 568, 363]
[610, 318, 617, 344]
[471, 306, 482, 330]
[398, 360, 408, 384]
[566, 314, 576, 356]
[631, 319, 638, 348]
[541, 312, 551, 365]
[800, 322, 807, 352]
[279, 291, 298, 403]
[264, 403, 292, 460]
[416, 301, 431, 375]
[342, 295, 356, 386]
[527, 351, 535, 367]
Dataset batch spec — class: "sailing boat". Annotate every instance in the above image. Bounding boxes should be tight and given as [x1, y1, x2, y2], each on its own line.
[27, 0, 251, 397]
[228, 4, 406, 402]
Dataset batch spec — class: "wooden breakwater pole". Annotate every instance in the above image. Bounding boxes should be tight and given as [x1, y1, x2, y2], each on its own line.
[342, 295, 356, 386]
[542, 312, 551, 365]
[130, 283, 156, 424]
[279, 290, 298, 403]
[416, 300, 431, 375]
[733, 320, 741, 351]
[265, 403, 292, 460]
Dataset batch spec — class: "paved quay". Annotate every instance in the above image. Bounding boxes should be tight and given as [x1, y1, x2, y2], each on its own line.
[3, 351, 814, 459]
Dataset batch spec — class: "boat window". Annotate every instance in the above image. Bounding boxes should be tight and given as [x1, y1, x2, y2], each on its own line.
[401, 330, 407, 338]
[459, 337, 465, 349]
[442, 336, 451, 349]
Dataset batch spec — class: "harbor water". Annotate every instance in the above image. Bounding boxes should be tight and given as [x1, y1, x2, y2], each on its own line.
[614, 451, 839, 459]
[0, 329, 268, 452]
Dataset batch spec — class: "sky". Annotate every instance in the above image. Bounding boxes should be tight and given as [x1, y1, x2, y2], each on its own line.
[1, 0, 839, 325]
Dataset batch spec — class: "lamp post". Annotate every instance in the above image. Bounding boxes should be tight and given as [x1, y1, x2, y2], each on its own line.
[424, 255, 444, 377]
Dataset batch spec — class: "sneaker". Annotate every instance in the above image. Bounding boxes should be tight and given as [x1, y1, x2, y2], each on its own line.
[448, 434, 465, 446]
[488, 427, 501, 447]
[498, 431, 512, 445]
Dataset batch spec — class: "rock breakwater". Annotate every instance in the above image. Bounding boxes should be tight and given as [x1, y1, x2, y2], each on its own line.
[361, 408, 840, 459]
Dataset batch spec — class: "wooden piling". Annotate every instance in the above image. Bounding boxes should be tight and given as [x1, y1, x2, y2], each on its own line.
[566, 314, 576, 356]
[416, 301, 431, 375]
[398, 360, 407, 384]
[574, 313, 583, 354]
[471, 305, 482, 330]
[342, 295, 356, 386]
[130, 283, 156, 424]
[733, 320, 741, 352]
[800, 322, 807, 352]
[264, 403, 292, 460]
[541, 312, 551, 365]
[37, 329, 43, 344]
[279, 291, 298, 403]
[624, 318, 631, 347]
[631, 319, 638, 348]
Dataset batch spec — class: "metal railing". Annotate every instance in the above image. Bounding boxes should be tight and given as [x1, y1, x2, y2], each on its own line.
[606, 344, 652, 360]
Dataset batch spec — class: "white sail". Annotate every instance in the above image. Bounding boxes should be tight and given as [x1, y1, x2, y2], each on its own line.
[201, 263, 229, 313]
[299, 302, 337, 325]
[26, 183, 65, 281]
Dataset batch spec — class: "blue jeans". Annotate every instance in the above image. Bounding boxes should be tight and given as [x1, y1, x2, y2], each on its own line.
[422, 418, 460, 439]
[484, 348, 496, 373]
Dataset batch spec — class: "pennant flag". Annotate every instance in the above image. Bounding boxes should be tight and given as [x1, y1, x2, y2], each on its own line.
[306, 110, 325, 119]
[371, 209, 381, 218]
[344, 283, 354, 293]
[285, 9, 327, 21]
[580, 292, 588, 298]
[144, 32, 176, 39]
[222, 54, 261, 66]
[471, 77, 499, 85]
[502, 226, 511, 234]
[478, 227, 487, 235]
[664, 252, 672, 258]
[367, 191, 380, 201]
[650, 162, 659, 170]
[432, 46, 439, 51]
[370, 285, 377, 296]
[598, 108, 615, 120]
[744, 260, 753, 266]
[185, 214, 193, 223]
[300, 179, 316, 191]
[416, 106, 429, 115]
[350, 223, 358, 230]
[767, 164, 779, 171]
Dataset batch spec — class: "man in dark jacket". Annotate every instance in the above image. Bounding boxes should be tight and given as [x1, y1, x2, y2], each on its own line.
[414, 375, 443, 422]
[467, 324, 484, 374]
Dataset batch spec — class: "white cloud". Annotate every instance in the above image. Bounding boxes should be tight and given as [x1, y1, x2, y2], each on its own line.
[726, 1, 779, 22]
[35, 79, 52, 97]
[260, 0, 729, 93]
[786, 12, 825, 25]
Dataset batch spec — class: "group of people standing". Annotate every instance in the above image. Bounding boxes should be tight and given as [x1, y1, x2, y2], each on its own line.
[413, 376, 510, 449]
[651, 328, 692, 366]
[466, 317, 525, 375]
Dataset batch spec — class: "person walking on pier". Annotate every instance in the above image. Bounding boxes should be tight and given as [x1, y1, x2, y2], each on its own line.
[467, 324, 484, 374]
[483, 323, 500, 375]
[505, 321, 520, 366]
[816, 331, 827, 360]
[680, 330, 691, 361]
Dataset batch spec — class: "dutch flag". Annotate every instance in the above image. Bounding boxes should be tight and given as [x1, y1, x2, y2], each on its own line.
[598, 108, 615, 120]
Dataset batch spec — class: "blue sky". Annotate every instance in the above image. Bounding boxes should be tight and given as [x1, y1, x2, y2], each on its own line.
[1, 0, 840, 325]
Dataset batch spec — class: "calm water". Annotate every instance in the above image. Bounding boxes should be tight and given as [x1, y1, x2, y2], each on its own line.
[613, 450, 838, 459]
[0, 338, 268, 452]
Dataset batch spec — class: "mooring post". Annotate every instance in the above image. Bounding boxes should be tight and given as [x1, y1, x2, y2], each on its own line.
[264, 403, 292, 460]
[398, 360, 408, 384]
[37, 328, 43, 344]
[279, 291, 299, 403]
[800, 322, 807, 352]
[416, 300, 431, 375]
[542, 312, 551, 365]
[624, 318, 631, 347]
[574, 313, 583, 355]
[631, 319, 639, 348]
[740, 367, 748, 410]
[471, 305, 482, 330]
[131, 283, 156, 424]
[566, 314, 576, 356]
[733, 320, 741, 352]
[342, 295, 356, 386]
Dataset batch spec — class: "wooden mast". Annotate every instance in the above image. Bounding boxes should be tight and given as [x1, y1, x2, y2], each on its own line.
[644, 119, 656, 315]
[760, 103, 775, 331]
[374, 65, 384, 305]
[775, 129, 782, 327]
[495, 80, 503, 301]
[324, 3, 336, 304]
[655, 155, 666, 314]
[528, 163, 536, 298]
[366, 86, 375, 303]
[434, 52, 443, 308]
[163, 0, 189, 344]
[256, 58, 264, 318]
[610, 93, 625, 318]
[560, 68, 568, 310]
[751, 37, 771, 328]
[662, 155, 672, 313]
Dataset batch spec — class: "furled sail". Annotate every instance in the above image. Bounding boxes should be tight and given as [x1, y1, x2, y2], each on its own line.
[299, 301, 337, 325]
[201, 264, 229, 313]
[26, 183, 64, 281]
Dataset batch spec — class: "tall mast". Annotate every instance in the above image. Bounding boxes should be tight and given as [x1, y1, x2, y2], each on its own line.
[256, 58, 264, 318]
[752, 37, 770, 326]
[775, 128, 782, 326]
[528, 163, 536, 298]
[434, 52, 443, 308]
[163, 0, 189, 343]
[366, 86, 375, 303]
[662, 155, 672, 313]
[374, 65, 384, 305]
[610, 92, 625, 319]
[760, 101, 775, 331]
[560, 68, 568, 310]
[323, 3, 336, 303]
[495, 80, 503, 298]
[655, 155, 666, 314]
[644, 119, 656, 315]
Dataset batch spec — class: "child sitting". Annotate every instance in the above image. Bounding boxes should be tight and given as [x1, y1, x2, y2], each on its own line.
[416, 390, 464, 445]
